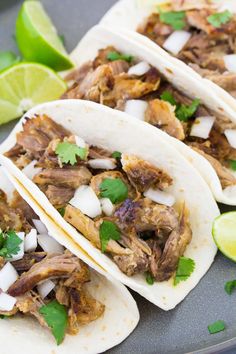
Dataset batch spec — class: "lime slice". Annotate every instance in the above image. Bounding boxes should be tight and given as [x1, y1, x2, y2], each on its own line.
[0, 62, 67, 125]
[213, 212, 236, 262]
[16, 1, 74, 71]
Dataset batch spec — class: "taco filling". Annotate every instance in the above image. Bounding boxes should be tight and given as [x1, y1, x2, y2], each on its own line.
[62, 46, 236, 189]
[0, 188, 104, 344]
[137, 0, 236, 97]
[5, 115, 194, 284]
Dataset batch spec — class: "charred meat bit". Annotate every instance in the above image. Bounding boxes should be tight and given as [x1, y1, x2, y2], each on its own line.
[45, 185, 75, 208]
[11, 252, 47, 272]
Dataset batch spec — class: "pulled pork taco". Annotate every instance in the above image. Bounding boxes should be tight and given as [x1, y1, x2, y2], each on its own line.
[101, 0, 236, 111]
[0, 167, 139, 354]
[0, 99, 219, 310]
[64, 25, 236, 205]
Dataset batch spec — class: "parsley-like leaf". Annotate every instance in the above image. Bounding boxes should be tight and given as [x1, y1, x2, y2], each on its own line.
[0, 231, 23, 259]
[39, 300, 68, 345]
[145, 272, 154, 285]
[55, 142, 87, 165]
[174, 256, 195, 285]
[112, 151, 122, 160]
[159, 9, 186, 30]
[175, 98, 200, 122]
[160, 91, 177, 106]
[107, 51, 133, 63]
[99, 178, 128, 204]
[225, 279, 236, 295]
[207, 10, 232, 28]
[0, 51, 20, 72]
[99, 221, 121, 253]
[208, 320, 226, 334]
[58, 207, 66, 217]
[229, 160, 236, 171]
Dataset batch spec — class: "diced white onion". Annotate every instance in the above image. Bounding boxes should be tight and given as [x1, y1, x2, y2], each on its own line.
[144, 188, 175, 207]
[0, 292, 16, 311]
[75, 136, 86, 148]
[9, 232, 24, 262]
[100, 198, 115, 216]
[69, 185, 102, 218]
[190, 116, 215, 139]
[37, 280, 55, 299]
[224, 54, 236, 73]
[37, 234, 64, 254]
[163, 31, 191, 55]
[32, 219, 48, 234]
[125, 100, 148, 121]
[225, 129, 236, 149]
[88, 158, 116, 170]
[128, 61, 150, 76]
[0, 167, 15, 201]
[24, 229, 38, 253]
[22, 160, 42, 180]
[0, 263, 18, 292]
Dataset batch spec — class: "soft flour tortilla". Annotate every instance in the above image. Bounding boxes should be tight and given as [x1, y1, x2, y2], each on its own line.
[0, 99, 219, 310]
[69, 25, 236, 205]
[101, 0, 236, 112]
[0, 167, 139, 354]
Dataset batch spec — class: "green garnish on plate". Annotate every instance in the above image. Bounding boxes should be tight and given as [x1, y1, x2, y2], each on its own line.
[55, 142, 87, 165]
[174, 256, 195, 285]
[99, 220, 121, 253]
[112, 151, 122, 160]
[107, 51, 133, 63]
[145, 272, 155, 285]
[207, 10, 233, 28]
[208, 320, 226, 334]
[159, 9, 186, 30]
[100, 178, 128, 204]
[229, 160, 236, 171]
[224, 279, 236, 295]
[0, 230, 23, 259]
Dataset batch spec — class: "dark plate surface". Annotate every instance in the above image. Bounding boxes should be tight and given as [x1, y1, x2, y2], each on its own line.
[0, 1, 236, 353]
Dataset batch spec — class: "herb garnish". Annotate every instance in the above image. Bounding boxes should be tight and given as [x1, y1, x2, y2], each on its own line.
[112, 151, 122, 160]
[145, 272, 154, 285]
[99, 220, 121, 253]
[99, 178, 128, 204]
[229, 160, 236, 171]
[107, 51, 133, 63]
[39, 300, 68, 345]
[0, 230, 23, 258]
[55, 142, 87, 165]
[174, 256, 195, 285]
[208, 320, 226, 334]
[207, 10, 232, 28]
[0, 51, 20, 72]
[224, 279, 236, 295]
[58, 207, 66, 217]
[160, 91, 177, 106]
[159, 9, 186, 30]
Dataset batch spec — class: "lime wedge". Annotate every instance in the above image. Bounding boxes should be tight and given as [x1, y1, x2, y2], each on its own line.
[16, 1, 74, 71]
[0, 62, 67, 125]
[213, 212, 236, 262]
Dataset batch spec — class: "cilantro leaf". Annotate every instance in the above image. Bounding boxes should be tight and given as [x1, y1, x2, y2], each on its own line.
[160, 91, 177, 106]
[39, 300, 68, 345]
[225, 279, 236, 295]
[159, 9, 186, 30]
[0, 232, 4, 249]
[208, 320, 226, 334]
[0, 51, 20, 72]
[99, 221, 121, 253]
[174, 256, 195, 285]
[58, 207, 66, 217]
[107, 51, 133, 63]
[55, 142, 87, 165]
[229, 160, 236, 171]
[99, 178, 128, 204]
[112, 151, 122, 160]
[207, 10, 232, 28]
[0, 231, 23, 259]
[145, 272, 154, 285]
[175, 98, 200, 122]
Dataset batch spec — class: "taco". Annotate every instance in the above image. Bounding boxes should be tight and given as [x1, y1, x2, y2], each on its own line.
[0, 167, 139, 354]
[101, 0, 236, 111]
[0, 99, 219, 310]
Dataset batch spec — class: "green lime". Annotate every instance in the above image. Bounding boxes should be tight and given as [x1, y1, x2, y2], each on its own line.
[16, 1, 74, 71]
[0, 51, 20, 72]
[0, 62, 67, 125]
[213, 212, 236, 262]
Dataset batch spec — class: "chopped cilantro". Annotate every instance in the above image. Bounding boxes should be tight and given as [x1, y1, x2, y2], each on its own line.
[99, 178, 128, 204]
[159, 9, 186, 30]
[175, 99, 200, 122]
[0, 51, 20, 72]
[207, 10, 232, 28]
[99, 220, 121, 253]
[0, 230, 23, 259]
[39, 300, 68, 345]
[160, 91, 177, 106]
[174, 256, 195, 285]
[145, 272, 154, 285]
[208, 320, 226, 334]
[112, 151, 122, 160]
[55, 142, 87, 165]
[225, 279, 236, 295]
[58, 207, 65, 217]
[229, 160, 236, 171]
[107, 51, 133, 63]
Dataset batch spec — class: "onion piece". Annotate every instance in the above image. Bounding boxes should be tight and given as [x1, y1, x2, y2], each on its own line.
[9, 232, 24, 262]
[69, 185, 102, 218]
[0, 292, 16, 311]
[144, 188, 175, 207]
[190, 116, 215, 139]
[88, 158, 116, 170]
[225, 129, 236, 149]
[22, 160, 42, 180]
[32, 219, 48, 234]
[224, 54, 236, 73]
[37, 234, 64, 254]
[163, 31, 191, 55]
[100, 198, 115, 216]
[24, 229, 38, 253]
[0, 263, 18, 292]
[125, 100, 148, 121]
[128, 61, 150, 76]
[37, 280, 55, 299]
[75, 136, 86, 148]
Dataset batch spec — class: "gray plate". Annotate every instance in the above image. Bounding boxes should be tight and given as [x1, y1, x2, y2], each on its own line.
[0, 1, 236, 353]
